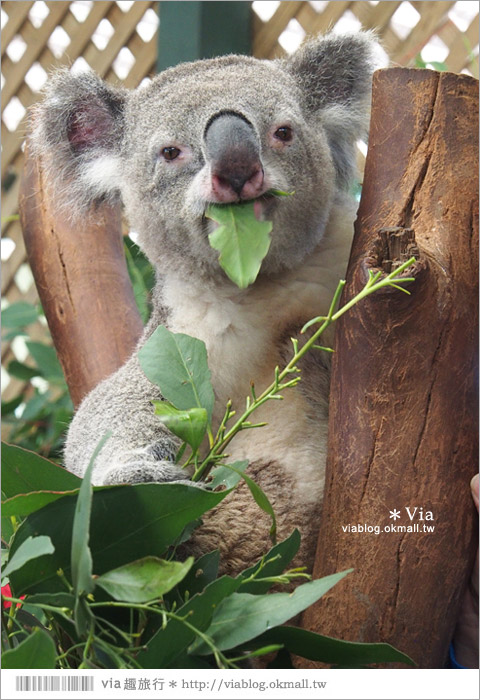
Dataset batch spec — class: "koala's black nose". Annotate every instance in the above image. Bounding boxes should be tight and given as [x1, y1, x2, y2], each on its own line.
[204, 111, 264, 202]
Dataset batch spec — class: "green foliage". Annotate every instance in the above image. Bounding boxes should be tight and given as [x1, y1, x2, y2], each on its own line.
[206, 191, 294, 288]
[139, 325, 215, 424]
[2, 302, 40, 329]
[222, 462, 277, 541]
[190, 572, 351, 654]
[95, 556, 195, 603]
[414, 41, 478, 79]
[153, 402, 208, 453]
[124, 236, 155, 324]
[414, 55, 448, 72]
[7, 482, 231, 597]
[205, 201, 272, 288]
[1, 440, 414, 668]
[71, 434, 108, 608]
[1, 628, 56, 669]
[1, 260, 417, 669]
[1, 302, 73, 461]
[2, 443, 81, 499]
[1, 536, 54, 579]
[249, 626, 414, 667]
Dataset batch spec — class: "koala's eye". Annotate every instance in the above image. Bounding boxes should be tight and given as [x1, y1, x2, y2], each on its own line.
[161, 146, 181, 161]
[274, 126, 293, 143]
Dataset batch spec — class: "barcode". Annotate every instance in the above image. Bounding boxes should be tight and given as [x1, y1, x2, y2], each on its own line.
[15, 676, 94, 692]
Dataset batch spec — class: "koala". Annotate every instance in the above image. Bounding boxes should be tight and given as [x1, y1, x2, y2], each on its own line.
[31, 32, 383, 575]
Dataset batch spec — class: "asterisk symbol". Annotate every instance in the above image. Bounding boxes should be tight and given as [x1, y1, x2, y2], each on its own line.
[389, 509, 401, 520]
[169, 681, 177, 688]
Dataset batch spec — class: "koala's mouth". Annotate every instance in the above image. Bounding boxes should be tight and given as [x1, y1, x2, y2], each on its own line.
[200, 190, 283, 244]
[252, 192, 277, 220]
[203, 190, 277, 221]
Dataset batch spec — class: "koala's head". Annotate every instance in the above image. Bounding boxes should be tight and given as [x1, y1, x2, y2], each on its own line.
[31, 32, 383, 283]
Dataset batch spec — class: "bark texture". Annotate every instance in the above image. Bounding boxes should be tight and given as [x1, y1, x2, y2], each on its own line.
[19, 148, 143, 408]
[300, 68, 478, 668]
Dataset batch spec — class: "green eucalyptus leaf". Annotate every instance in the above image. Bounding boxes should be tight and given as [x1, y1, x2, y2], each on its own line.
[2, 490, 79, 518]
[1, 628, 56, 669]
[1, 395, 24, 417]
[8, 483, 231, 596]
[27, 592, 75, 609]
[2, 329, 28, 342]
[2, 536, 54, 579]
[219, 462, 277, 542]
[124, 237, 154, 324]
[175, 518, 202, 546]
[175, 549, 220, 600]
[1, 516, 14, 546]
[240, 643, 284, 660]
[74, 596, 94, 639]
[1, 302, 39, 328]
[70, 431, 111, 636]
[71, 433, 111, 604]
[238, 529, 301, 594]
[208, 460, 248, 490]
[6, 360, 40, 381]
[138, 325, 215, 423]
[191, 570, 352, 654]
[1, 442, 81, 499]
[267, 647, 294, 668]
[170, 655, 215, 669]
[95, 556, 194, 603]
[252, 626, 415, 666]
[428, 61, 448, 72]
[25, 341, 64, 382]
[268, 189, 294, 197]
[137, 574, 241, 668]
[20, 392, 50, 421]
[206, 202, 272, 288]
[153, 401, 207, 452]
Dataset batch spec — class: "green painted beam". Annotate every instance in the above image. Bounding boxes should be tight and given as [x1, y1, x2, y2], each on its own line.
[157, 1, 252, 72]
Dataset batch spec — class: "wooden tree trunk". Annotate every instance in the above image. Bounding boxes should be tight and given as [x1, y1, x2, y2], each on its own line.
[19, 148, 144, 408]
[300, 68, 478, 668]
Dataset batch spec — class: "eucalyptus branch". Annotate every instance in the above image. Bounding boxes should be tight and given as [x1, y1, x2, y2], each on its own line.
[242, 571, 311, 586]
[2, 596, 73, 621]
[55, 642, 85, 663]
[78, 622, 95, 669]
[89, 599, 236, 669]
[192, 257, 416, 481]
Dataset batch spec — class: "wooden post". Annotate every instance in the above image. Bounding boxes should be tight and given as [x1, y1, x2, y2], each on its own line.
[19, 149, 144, 408]
[300, 68, 478, 668]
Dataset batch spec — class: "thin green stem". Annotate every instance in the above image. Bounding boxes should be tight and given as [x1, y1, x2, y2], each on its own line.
[57, 569, 74, 593]
[78, 623, 95, 669]
[89, 600, 235, 669]
[192, 257, 416, 481]
[2, 597, 73, 618]
[206, 425, 215, 449]
[56, 642, 85, 662]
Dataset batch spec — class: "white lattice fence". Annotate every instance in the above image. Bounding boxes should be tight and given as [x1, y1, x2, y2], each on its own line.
[1, 0, 159, 404]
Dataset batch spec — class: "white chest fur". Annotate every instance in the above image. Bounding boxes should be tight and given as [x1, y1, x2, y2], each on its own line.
[162, 205, 354, 502]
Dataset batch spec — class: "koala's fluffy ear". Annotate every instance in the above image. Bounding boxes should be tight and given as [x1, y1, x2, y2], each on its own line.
[30, 69, 127, 214]
[285, 31, 386, 187]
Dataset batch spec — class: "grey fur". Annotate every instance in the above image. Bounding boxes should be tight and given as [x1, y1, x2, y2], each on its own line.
[30, 32, 384, 573]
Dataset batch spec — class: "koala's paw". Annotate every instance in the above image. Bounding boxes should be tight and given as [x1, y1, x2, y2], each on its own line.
[103, 462, 192, 485]
[102, 442, 194, 486]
